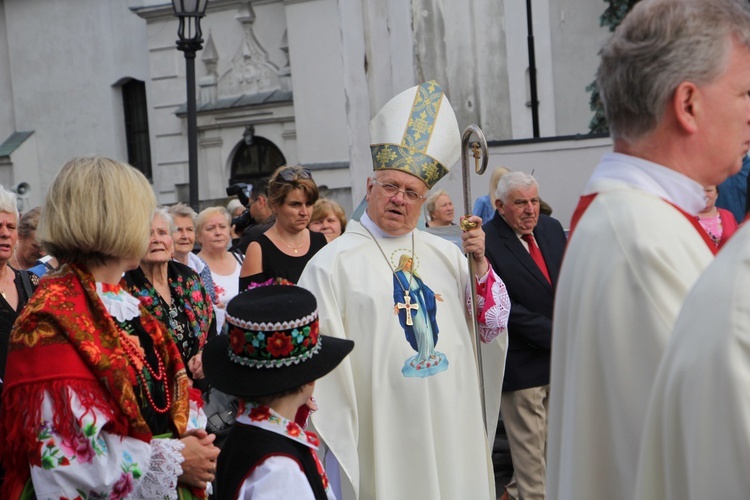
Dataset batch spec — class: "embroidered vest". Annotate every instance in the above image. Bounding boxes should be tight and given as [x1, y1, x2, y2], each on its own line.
[216, 424, 328, 500]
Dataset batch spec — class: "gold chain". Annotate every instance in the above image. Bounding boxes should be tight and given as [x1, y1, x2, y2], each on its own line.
[273, 225, 306, 254]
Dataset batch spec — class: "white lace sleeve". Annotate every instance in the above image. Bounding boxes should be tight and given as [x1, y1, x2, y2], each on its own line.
[132, 438, 185, 500]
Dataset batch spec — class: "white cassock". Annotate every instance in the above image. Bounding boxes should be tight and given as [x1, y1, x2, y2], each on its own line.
[299, 216, 509, 500]
[635, 222, 750, 499]
[546, 153, 714, 500]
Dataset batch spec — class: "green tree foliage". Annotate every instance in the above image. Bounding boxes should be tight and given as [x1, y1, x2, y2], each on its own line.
[588, 0, 641, 134]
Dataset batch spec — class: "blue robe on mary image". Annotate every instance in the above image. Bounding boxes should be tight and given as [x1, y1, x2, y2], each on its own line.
[394, 270, 439, 350]
[393, 270, 448, 378]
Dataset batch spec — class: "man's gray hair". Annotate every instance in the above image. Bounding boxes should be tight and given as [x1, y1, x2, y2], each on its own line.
[598, 0, 750, 143]
[0, 185, 18, 222]
[495, 171, 539, 204]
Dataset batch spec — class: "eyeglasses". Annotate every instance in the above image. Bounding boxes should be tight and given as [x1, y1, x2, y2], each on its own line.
[278, 167, 312, 182]
[371, 178, 426, 204]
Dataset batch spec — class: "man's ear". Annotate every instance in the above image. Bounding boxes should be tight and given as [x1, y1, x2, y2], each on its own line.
[672, 81, 700, 134]
[365, 177, 374, 202]
[495, 199, 505, 216]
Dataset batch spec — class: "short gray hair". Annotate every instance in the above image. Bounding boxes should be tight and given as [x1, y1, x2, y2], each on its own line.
[495, 171, 539, 204]
[598, 0, 750, 142]
[425, 189, 450, 215]
[168, 202, 197, 224]
[153, 207, 176, 234]
[0, 186, 18, 222]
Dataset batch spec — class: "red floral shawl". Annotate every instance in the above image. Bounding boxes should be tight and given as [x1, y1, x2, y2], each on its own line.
[0, 263, 190, 497]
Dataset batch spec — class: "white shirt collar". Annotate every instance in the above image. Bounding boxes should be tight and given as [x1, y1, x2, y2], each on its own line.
[95, 282, 141, 322]
[360, 210, 413, 239]
[585, 152, 706, 215]
[236, 402, 320, 450]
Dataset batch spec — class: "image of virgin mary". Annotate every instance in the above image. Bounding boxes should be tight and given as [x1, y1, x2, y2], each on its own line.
[393, 254, 448, 378]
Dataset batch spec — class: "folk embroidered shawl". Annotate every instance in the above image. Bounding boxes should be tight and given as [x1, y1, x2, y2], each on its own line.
[0, 263, 190, 497]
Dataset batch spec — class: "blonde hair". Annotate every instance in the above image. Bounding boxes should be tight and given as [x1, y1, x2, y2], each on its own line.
[196, 206, 231, 235]
[38, 156, 156, 267]
[310, 198, 347, 232]
[489, 167, 511, 207]
[18, 206, 41, 239]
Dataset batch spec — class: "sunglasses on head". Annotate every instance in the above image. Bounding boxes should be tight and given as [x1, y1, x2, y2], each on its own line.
[278, 167, 312, 182]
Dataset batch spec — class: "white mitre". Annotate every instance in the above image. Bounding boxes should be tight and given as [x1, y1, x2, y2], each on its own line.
[369, 80, 460, 189]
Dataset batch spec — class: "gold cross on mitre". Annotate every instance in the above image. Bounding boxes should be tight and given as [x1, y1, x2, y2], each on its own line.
[397, 292, 419, 326]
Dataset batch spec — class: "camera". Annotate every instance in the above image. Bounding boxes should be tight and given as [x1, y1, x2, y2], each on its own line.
[226, 183, 251, 207]
[226, 183, 254, 235]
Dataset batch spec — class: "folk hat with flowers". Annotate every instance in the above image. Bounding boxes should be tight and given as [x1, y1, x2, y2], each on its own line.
[369, 80, 461, 189]
[203, 283, 354, 398]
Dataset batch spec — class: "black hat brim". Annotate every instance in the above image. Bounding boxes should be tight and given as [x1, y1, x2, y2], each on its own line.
[203, 334, 354, 398]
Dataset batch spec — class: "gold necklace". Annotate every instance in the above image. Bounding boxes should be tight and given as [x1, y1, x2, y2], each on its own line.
[274, 226, 306, 254]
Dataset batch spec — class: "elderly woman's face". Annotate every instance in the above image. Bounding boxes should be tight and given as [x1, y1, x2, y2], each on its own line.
[309, 211, 342, 238]
[142, 215, 174, 265]
[17, 229, 45, 264]
[172, 215, 196, 257]
[198, 213, 230, 252]
[0, 212, 18, 265]
[430, 194, 455, 225]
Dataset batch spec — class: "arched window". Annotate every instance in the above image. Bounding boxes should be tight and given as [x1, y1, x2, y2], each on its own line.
[230, 127, 286, 185]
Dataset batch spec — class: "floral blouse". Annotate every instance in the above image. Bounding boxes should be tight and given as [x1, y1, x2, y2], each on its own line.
[124, 261, 215, 372]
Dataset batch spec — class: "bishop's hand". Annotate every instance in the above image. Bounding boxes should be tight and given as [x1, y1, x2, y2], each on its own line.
[460, 215, 489, 277]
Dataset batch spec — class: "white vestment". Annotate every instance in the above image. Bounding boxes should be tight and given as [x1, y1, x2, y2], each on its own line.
[635, 222, 750, 499]
[298, 219, 508, 500]
[546, 153, 714, 500]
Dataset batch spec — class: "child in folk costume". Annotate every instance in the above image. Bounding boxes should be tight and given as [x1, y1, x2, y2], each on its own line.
[203, 283, 353, 500]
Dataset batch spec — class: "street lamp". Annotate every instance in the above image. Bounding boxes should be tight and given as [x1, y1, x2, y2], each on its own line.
[172, 0, 209, 211]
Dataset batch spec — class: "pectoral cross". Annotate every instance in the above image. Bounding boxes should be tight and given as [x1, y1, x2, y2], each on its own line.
[397, 291, 419, 326]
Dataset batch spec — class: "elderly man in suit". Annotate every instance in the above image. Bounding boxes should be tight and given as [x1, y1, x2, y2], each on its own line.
[484, 171, 566, 500]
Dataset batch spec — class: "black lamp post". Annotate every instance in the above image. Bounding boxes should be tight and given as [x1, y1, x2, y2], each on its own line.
[172, 0, 208, 211]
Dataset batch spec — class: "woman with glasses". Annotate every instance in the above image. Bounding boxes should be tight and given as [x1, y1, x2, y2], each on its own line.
[239, 165, 326, 288]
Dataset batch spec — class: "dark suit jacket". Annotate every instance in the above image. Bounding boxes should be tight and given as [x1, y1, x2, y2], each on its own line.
[484, 213, 566, 392]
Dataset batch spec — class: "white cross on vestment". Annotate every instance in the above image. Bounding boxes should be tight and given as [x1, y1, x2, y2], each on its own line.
[397, 291, 419, 326]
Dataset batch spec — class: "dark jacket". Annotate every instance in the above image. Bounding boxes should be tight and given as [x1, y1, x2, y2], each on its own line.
[484, 213, 566, 391]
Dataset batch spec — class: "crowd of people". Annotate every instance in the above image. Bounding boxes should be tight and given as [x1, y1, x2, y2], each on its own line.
[3, 0, 750, 498]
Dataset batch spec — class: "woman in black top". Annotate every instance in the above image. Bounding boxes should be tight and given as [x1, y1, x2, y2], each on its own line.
[239, 165, 326, 288]
[0, 188, 39, 398]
